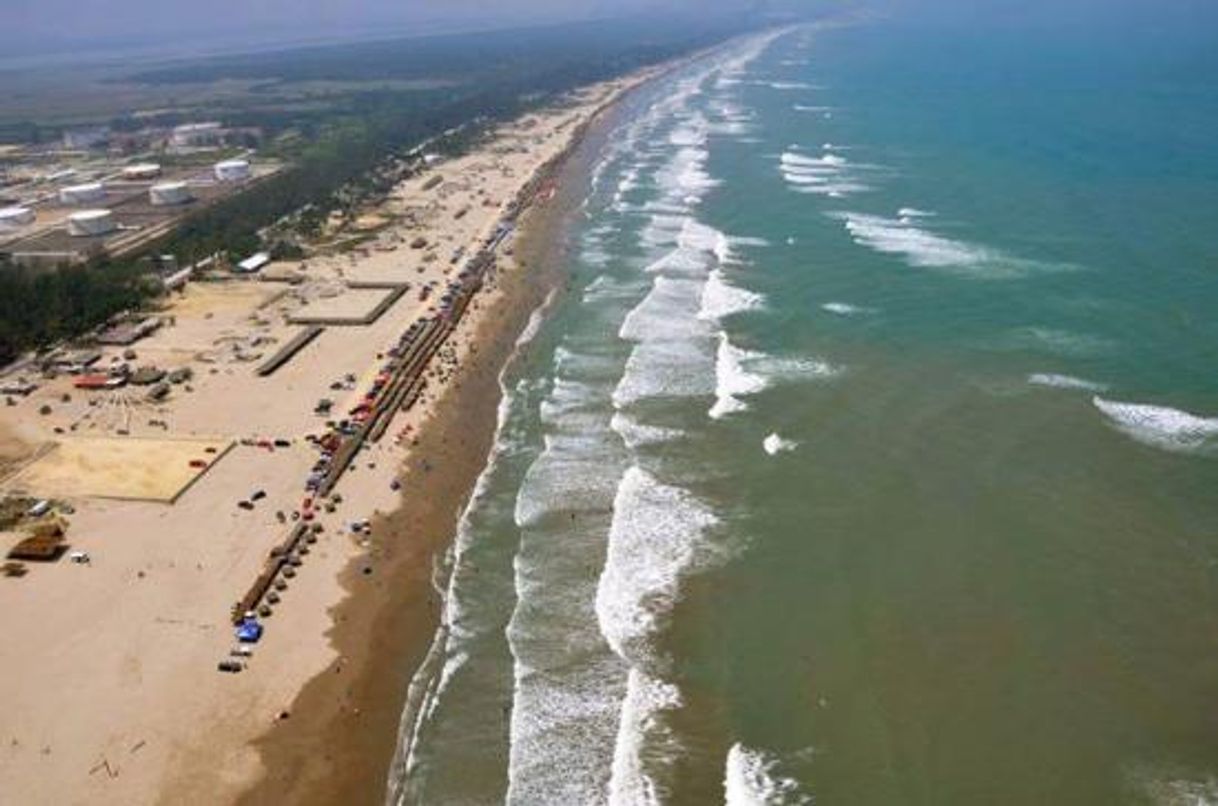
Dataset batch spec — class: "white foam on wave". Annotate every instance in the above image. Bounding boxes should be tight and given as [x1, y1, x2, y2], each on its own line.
[710, 333, 769, 419]
[596, 466, 720, 663]
[793, 104, 833, 113]
[1027, 373, 1108, 392]
[700, 269, 765, 321]
[661, 145, 717, 200]
[724, 744, 814, 806]
[539, 375, 600, 423]
[610, 411, 683, 449]
[822, 301, 872, 316]
[608, 669, 683, 806]
[613, 338, 716, 408]
[515, 289, 557, 348]
[1130, 765, 1218, 806]
[514, 431, 621, 528]
[620, 275, 709, 342]
[1093, 397, 1218, 455]
[835, 211, 1057, 278]
[780, 151, 870, 197]
[1008, 327, 1110, 357]
[640, 214, 690, 250]
[678, 217, 727, 255]
[769, 81, 818, 91]
[585, 274, 645, 304]
[763, 434, 798, 456]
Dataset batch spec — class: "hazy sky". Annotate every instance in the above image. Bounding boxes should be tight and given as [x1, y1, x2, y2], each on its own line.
[8, 0, 1212, 56]
[4, 0, 760, 48]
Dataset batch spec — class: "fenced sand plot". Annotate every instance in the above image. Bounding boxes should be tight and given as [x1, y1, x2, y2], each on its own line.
[288, 287, 402, 326]
[4, 437, 233, 502]
[168, 282, 279, 318]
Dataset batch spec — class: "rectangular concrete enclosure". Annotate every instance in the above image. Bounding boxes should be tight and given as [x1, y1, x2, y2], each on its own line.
[5, 436, 233, 503]
[287, 285, 407, 326]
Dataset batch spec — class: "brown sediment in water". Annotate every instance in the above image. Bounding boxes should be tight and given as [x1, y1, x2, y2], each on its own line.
[232, 132, 595, 806]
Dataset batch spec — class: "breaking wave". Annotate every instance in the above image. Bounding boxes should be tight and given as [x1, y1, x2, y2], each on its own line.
[1027, 373, 1108, 392]
[780, 149, 871, 197]
[1093, 397, 1218, 455]
[835, 211, 1067, 278]
[710, 333, 769, 419]
[724, 744, 814, 805]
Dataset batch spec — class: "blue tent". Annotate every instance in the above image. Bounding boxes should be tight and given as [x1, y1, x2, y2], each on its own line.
[236, 618, 263, 643]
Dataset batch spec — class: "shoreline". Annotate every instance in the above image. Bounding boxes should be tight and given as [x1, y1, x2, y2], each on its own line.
[226, 60, 666, 806]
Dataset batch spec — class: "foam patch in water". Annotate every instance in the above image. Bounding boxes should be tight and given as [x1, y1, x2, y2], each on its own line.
[821, 301, 872, 316]
[611, 412, 684, 449]
[1094, 397, 1218, 454]
[763, 434, 799, 455]
[724, 744, 814, 806]
[780, 151, 870, 197]
[835, 211, 1065, 279]
[1027, 373, 1108, 392]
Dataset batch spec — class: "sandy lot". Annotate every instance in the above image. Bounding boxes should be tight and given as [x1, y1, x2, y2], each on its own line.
[6, 436, 232, 502]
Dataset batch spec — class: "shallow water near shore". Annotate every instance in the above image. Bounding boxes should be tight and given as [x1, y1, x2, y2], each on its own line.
[395, 17, 1218, 805]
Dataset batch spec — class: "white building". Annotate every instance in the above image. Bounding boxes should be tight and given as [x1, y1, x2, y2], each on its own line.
[235, 252, 270, 273]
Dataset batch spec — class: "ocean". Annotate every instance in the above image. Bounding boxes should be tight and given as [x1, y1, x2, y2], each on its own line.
[392, 12, 1218, 805]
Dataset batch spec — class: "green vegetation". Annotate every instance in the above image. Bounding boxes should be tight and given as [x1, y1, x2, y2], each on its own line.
[0, 257, 158, 364]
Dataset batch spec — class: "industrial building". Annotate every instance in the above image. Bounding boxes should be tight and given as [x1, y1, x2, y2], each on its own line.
[236, 252, 270, 273]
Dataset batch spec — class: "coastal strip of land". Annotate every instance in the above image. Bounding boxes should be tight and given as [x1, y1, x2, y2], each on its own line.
[0, 49, 687, 806]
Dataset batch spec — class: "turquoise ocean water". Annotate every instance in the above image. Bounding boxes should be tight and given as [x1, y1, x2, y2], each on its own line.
[393, 12, 1218, 804]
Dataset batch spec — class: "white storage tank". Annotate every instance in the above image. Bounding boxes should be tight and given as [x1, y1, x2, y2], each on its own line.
[68, 209, 116, 237]
[59, 182, 106, 205]
[123, 163, 162, 180]
[0, 206, 36, 230]
[149, 181, 192, 206]
[214, 159, 251, 182]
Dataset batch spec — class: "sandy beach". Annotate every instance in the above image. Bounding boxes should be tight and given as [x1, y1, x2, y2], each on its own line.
[0, 60, 667, 806]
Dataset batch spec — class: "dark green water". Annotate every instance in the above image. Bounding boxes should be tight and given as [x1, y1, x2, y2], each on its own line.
[395, 14, 1218, 805]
